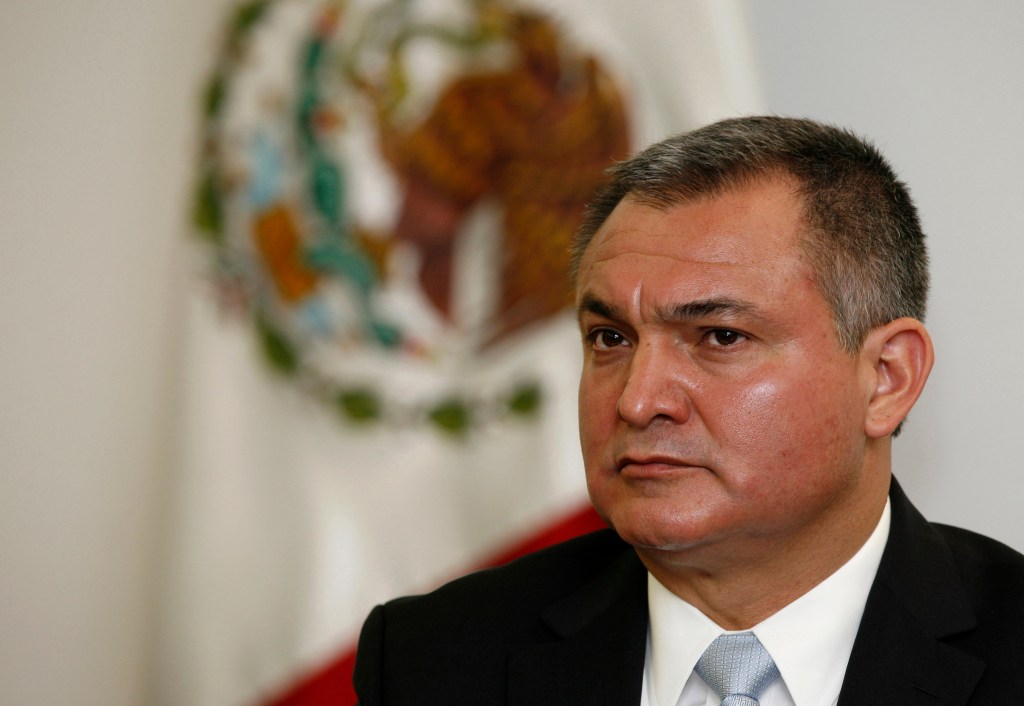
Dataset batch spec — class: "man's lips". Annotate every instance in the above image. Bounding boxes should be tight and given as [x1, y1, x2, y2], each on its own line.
[616, 455, 708, 478]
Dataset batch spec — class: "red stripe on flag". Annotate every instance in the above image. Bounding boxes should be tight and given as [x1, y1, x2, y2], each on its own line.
[463, 503, 608, 572]
[263, 651, 357, 706]
[263, 503, 606, 706]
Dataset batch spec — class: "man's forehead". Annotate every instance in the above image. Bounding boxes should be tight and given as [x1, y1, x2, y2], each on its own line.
[586, 184, 805, 261]
[578, 188, 797, 273]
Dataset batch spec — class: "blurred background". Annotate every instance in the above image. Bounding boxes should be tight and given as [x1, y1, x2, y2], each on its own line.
[2, 1, 1022, 705]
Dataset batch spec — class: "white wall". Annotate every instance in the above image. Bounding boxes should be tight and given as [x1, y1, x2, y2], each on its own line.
[0, 1, 230, 704]
[1, 2, 1021, 705]
[743, 0, 1024, 551]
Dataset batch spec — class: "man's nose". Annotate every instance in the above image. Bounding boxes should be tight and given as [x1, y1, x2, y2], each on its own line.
[616, 340, 693, 428]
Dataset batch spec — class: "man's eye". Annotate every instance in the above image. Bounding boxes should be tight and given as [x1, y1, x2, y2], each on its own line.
[706, 329, 745, 347]
[588, 328, 628, 350]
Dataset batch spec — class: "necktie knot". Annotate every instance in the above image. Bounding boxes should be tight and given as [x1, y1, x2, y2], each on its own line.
[695, 632, 780, 706]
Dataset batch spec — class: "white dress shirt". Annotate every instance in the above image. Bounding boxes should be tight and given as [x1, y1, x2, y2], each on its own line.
[640, 500, 891, 706]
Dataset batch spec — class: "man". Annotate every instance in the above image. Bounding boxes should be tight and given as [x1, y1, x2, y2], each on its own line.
[353, 117, 1024, 705]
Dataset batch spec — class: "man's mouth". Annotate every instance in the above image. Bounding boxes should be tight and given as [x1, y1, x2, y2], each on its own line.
[616, 454, 708, 478]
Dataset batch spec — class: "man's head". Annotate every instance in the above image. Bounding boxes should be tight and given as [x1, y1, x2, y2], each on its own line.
[572, 115, 929, 354]
[572, 117, 934, 600]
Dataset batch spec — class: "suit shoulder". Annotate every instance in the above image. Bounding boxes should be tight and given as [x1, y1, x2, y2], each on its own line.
[381, 529, 633, 626]
[932, 522, 1024, 568]
[928, 522, 1024, 646]
[932, 522, 1024, 588]
[355, 530, 643, 701]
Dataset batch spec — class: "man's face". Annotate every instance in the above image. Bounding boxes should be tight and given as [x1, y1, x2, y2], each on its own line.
[576, 179, 878, 565]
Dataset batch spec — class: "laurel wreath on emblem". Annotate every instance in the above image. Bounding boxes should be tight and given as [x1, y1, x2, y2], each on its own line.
[192, 0, 629, 435]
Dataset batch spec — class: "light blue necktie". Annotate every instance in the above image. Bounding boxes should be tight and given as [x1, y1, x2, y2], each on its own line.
[695, 632, 781, 706]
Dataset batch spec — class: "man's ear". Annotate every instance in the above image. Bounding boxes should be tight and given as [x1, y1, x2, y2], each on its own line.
[862, 318, 935, 439]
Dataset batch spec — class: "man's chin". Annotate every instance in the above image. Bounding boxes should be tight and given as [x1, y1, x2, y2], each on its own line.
[601, 506, 718, 555]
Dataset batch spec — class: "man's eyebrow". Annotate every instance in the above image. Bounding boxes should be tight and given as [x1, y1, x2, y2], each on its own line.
[577, 294, 763, 323]
[662, 298, 759, 322]
[577, 294, 623, 322]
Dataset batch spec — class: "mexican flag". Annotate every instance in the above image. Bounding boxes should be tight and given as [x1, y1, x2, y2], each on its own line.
[154, 1, 762, 704]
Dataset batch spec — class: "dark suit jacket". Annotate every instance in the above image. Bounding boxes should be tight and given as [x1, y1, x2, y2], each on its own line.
[354, 480, 1024, 704]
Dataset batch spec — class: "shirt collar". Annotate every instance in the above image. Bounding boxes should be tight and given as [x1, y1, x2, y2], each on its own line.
[647, 500, 890, 706]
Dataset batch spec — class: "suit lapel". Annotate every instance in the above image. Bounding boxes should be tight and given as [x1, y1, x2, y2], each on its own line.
[507, 548, 648, 706]
[839, 479, 985, 704]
